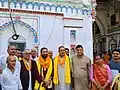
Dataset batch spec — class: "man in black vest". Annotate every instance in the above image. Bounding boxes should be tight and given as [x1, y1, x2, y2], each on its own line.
[20, 49, 49, 90]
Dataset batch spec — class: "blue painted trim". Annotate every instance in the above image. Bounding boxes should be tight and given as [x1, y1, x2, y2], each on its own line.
[0, 20, 38, 44]
[38, 16, 40, 45]
[13, 2, 17, 8]
[0, 0, 92, 15]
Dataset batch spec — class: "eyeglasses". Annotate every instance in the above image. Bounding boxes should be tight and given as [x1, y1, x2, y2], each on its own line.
[31, 51, 36, 52]
[25, 53, 31, 55]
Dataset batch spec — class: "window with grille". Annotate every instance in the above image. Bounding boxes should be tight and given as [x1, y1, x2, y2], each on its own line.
[9, 42, 26, 51]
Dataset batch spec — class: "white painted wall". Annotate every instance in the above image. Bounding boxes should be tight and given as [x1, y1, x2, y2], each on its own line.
[0, 23, 34, 55]
[63, 16, 93, 59]
[0, 0, 93, 59]
[39, 15, 64, 56]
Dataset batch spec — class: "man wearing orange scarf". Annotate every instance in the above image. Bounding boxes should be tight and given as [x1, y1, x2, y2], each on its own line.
[53, 46, 71, 90]
[34, 47, 53, 90]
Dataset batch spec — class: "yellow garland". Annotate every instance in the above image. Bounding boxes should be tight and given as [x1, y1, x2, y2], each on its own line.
[34, 56, 52, 90]
[53, 54, 71, 85]
[23, 58, 31, 71]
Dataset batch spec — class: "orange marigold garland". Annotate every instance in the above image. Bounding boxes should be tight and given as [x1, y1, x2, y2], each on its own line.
[58, 55, 66, 67]
[38, 56, 50, 70]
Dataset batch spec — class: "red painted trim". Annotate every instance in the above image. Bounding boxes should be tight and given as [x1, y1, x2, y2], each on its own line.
[63, 17, 83, 20]
[0, 8, 64, 16]
[64, 26, 83, 28]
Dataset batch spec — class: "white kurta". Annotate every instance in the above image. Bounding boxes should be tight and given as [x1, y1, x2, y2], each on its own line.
[26, 61, 32, 90]
[0, 68, 22, 90]
[54, 64, 70, 90]
[0, 55, 21, 75]
[30, 56, 38, 61]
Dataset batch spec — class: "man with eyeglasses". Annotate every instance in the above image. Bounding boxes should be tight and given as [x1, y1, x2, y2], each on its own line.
[20, 49, 49, 90]
[30, 48, 38, 61]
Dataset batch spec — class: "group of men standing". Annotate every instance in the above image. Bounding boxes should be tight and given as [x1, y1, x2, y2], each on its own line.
[0, 44, 91, 90]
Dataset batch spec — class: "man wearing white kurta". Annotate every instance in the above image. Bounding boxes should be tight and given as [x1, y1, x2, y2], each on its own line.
[0, 56, 22, 90]
[30, 48, 38, 61]
[20, 49, 43, 90]
[0, 45, 21, 90]
[53, 46, 71, 90]
[0, 45, 21, 74]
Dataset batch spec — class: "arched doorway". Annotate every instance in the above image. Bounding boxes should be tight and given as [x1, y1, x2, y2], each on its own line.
[108, 38, 117, 51]
[8, 35, 26, 51]
[93, 22, 101, 54]
[93, 22, 101, 35]
[93, 21, 106, 54]
[0, 20, 38, 55]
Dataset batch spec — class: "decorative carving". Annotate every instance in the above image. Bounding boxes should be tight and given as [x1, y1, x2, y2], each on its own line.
[0, 20, 38, 44]
[0, 0, 93, 16]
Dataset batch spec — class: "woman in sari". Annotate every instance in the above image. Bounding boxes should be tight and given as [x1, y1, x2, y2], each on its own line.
[90, 55, 112, 90]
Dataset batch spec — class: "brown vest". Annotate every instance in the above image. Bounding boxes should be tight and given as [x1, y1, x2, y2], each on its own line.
[20, 60, 43, 90]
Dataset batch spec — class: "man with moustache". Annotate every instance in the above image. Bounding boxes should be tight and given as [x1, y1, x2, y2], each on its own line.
[71, 45, 91, 90]
[20, 49, 49, 90]
[30, 48, 38, 61]
[34, 47, 53, 90]
[53, 46, 71, 90]
[0, 45, 21, 90]
[0, 56, 22, 90]
[109, 49, 120, 72]
[0, 45, 19, 71]
[65, 48, 70, 57]
[109, 49, 120, 90]
[48, 50, 53, 60]
[16, 49, 22, 60]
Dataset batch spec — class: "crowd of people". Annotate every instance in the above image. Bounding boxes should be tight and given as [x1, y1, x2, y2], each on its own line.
[0, 44, 120, 90]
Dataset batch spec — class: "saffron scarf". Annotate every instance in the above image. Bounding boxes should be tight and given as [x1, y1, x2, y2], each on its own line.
[53, 54, 71, 85]
[23, 58, 31, 71]
[38, 56, 50, 70]
[34, 56, 52, 90]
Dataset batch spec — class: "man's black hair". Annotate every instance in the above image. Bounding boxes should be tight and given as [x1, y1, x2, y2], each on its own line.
[58, 46, 65, 51]
[76, 45, 83, 49]
[40, 47, 48, 53]
[65, 48, 69, 51]
[112, 49, 120, 53]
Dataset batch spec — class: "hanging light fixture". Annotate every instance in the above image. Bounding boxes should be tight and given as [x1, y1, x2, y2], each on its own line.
[8, 0, 19, 40]
[12, 34, 19, 40]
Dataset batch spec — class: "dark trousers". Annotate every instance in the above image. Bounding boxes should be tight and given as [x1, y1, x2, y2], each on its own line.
[46, 88, 52, 90]
[0, 84, 1, 90]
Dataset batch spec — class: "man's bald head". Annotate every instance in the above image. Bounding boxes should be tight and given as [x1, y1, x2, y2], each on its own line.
[6, 56, 16, 69]
[7, 56, 16, 62]
[23, 49, 31, 61]
[31, 48, 37, 58]
[48, 50, 53, 58]
[31, 48, 37, 52]
[23, 49, 30, 54]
